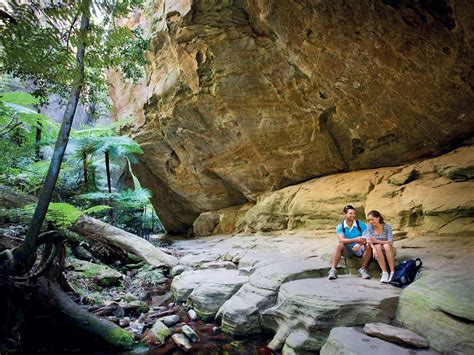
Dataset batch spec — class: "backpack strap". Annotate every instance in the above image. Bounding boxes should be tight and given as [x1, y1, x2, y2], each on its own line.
[340, 220, 363, 236]
[339, 222, 346, 236]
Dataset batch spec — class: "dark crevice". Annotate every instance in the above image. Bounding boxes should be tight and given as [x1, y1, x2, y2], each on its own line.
[438, 309, 474, 325]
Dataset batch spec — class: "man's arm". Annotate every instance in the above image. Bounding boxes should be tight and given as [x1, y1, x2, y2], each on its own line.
[337, 234, 365, 244]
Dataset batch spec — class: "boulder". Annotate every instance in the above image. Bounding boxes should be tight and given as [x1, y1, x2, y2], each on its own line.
[0, 185, 36, 208]
[261, 277, 401, 352]
[364, 322, 429, 348]
[320, 327, 437, 355]
[150, 321, 171, 345]
[67, 258, 123, 287]
[396, 266, 474, 354]
[158, 315, 180, 327]
[171, 269, 247, 302]
[170, 264, 191, 277]
[217, 283, 276, 336]
[188, 281, 246, 321]
[182, 325, 199, 343]
[171, 333, 192, 351]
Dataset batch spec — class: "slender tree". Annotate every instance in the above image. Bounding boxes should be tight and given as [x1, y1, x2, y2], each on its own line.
[0, 0, 147, 271]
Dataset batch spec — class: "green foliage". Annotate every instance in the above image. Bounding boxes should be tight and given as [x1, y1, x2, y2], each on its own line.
[0, 0, 147, 104]
[23, 202, 83, 228]
[77, 187, 163, 234]
[84, 205, 112, 215]
[0, 91, 62, 189]
[0, 206, 32, 224]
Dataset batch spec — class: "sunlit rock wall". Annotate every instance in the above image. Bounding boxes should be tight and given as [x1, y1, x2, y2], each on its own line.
[110, 0, 474, 233]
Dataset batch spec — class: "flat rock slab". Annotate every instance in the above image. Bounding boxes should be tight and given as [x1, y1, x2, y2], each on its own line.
[320, 327, 438, 355]
[171, 269, 247, 302]
[178, 253, 220, 268]
[261, 276, 401, 351]
[364, 322, 429, 348]
[249, 258, 330, 290]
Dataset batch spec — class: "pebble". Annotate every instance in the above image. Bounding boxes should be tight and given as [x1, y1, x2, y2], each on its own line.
[182, 325, 200, 343]
[119, 317, 130, 327]
[158, 315, 180, 327]
[212, 326, 221, 334]
[171, 333, 192, 350]
[188, 309, 198, 321]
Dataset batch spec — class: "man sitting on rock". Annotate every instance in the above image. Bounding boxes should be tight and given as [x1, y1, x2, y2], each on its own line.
[328, 205, 372, 280]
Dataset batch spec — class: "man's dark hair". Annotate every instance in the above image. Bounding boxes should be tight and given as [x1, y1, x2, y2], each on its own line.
[343, 205, 355, 213]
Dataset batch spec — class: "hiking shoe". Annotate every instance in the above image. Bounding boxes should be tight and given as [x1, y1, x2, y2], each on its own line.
[328, 268, 337, 280]
[388, 272, 395, 283]
[380, 272, 390, 283]
[358, 268, 370, 279]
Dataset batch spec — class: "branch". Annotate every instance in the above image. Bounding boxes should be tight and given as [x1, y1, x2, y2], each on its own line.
[0, 9, 17, 24]
[0, 122, 22, 137]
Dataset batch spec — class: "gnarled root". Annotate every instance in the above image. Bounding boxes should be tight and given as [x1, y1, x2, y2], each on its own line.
[37, 277, 134, 349]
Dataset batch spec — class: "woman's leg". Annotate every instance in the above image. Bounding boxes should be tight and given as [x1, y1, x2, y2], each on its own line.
[383, 244, 395, 273]
[374, 244, 387, 272]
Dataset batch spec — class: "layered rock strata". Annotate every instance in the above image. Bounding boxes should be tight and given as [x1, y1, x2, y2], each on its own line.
[165, 232, 473, 354]
[109, 1, 474, 233]
[261, 277, 401, 352]
[196, 145, 474, 236]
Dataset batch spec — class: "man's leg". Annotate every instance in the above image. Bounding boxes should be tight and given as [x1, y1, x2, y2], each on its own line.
[331, 243, 345, 269]
[361, 245, 372, 269]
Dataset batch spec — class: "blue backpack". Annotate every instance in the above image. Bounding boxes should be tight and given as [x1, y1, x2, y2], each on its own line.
[390, 258, 422, 288]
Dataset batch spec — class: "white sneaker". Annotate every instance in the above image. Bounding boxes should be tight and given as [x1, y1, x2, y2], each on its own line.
[358, 268, 370, 279]
[388, 272, 394, 282]
[328, 268, 337, 280]
[380, 272, 389, 283]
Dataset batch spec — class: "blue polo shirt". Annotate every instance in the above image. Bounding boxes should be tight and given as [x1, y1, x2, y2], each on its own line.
[336, 220, 367, 248]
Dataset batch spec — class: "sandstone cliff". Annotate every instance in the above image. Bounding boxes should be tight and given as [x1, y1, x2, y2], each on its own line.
[109, 0, 474, 233]
[195, 145, 473, 237]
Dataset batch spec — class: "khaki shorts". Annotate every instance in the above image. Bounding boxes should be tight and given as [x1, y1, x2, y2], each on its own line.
[342, 244, 365, 258]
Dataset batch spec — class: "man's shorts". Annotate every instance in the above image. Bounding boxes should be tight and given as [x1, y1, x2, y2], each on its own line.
[342, 244, 365, 258]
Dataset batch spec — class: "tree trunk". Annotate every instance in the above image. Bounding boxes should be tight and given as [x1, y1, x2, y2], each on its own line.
[105, 150, 111, 193]
[71, 215, 178, 267]
[35, 121, 42, 161]
[82, 147, 88, 192]
[37, 277, 134, 349]
[13, 3, 91, 272]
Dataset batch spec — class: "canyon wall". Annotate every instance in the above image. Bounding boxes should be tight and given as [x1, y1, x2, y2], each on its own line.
[109, 0, 474, 234]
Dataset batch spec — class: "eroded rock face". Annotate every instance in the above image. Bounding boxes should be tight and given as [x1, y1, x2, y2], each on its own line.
[109, 1, 474, 233]
[209, 145, 474, 236]
[262, 277, 401, 351]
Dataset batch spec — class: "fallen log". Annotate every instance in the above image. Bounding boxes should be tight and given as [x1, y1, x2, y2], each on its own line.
[71, 216, 178, 268]
[37, 277, 134, 349]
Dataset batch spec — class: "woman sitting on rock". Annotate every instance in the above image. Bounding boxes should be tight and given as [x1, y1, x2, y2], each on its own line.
[364, 210, 395, 283]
